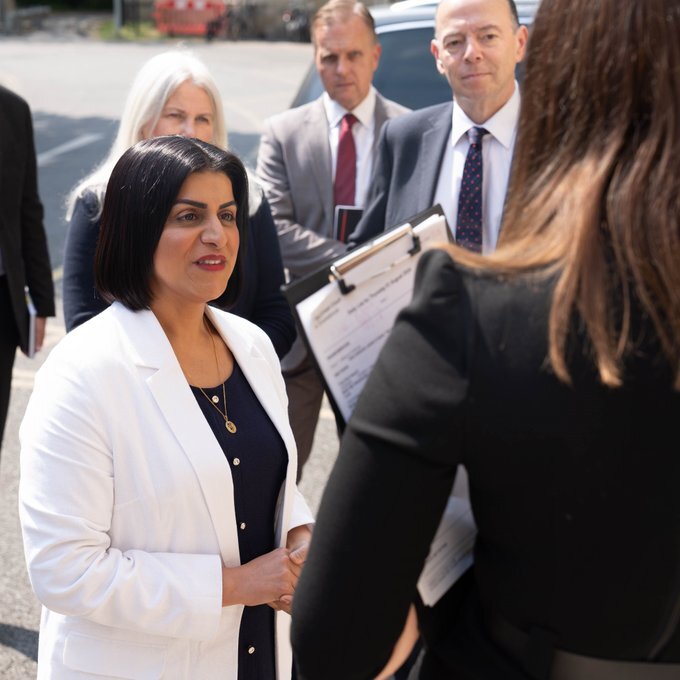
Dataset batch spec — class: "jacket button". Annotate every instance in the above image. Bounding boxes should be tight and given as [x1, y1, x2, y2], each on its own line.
[240, 522, 246, 530]
[233, 458, 240, 466]
[248, 646, 256, 655]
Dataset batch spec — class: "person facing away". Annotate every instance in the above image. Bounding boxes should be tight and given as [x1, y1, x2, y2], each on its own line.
[291, 0, 680, 678]
[62, 49, 295, 358]
[348, 0, 528, 252]
[20, 135, 315, 680]
[256, 0, 409, 479]
[0, 84, 55, 450]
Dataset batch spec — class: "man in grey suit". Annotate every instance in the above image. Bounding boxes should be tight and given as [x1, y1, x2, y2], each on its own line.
[349, 0, 528, 251]
[256, 0, 408, 477]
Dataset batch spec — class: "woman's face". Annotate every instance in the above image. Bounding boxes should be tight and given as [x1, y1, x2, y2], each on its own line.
[151, 170, 239, 308]
[147, 80, 214, 142]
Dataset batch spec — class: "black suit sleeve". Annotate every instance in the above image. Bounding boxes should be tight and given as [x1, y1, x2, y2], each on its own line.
[18, 95, 54, 319]
[292, 248, 471, 680]
[62, 191, 108, 331]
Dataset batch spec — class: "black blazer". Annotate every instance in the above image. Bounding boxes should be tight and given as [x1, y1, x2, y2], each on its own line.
[292, 249, 680, 679]
[0, 85, 55, 351]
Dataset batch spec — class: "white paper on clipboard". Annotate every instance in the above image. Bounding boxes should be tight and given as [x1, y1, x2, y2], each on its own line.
[417, 468, 477, 606]
[295, 211, 449, 423]
[287, 206, 477, 606]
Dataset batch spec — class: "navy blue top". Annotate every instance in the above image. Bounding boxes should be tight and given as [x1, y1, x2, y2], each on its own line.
[191, 361, 288, 680]
[62, 188, 295, 358]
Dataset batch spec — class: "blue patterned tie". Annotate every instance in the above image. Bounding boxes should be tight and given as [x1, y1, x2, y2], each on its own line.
[456, 126, 488, 253]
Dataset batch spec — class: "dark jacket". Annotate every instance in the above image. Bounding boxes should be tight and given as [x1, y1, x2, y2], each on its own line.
[292, 248, 680, 679]
[0, 84, 55, 350]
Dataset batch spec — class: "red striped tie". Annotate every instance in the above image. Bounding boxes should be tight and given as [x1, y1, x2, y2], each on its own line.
[334, 113, 358, 207]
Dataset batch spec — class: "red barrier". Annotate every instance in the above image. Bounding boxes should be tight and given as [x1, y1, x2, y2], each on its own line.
[153, 0, 227, 36]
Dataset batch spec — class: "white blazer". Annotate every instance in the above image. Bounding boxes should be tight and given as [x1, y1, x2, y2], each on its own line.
[19, 302, 314, 680]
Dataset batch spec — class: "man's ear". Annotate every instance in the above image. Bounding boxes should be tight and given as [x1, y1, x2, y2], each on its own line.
[372, 41, 382, 71]
[515, 24, 529, 62]
[431, 39, 445, 75]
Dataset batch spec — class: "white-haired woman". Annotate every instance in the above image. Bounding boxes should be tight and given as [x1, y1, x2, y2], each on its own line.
[63, 49, 295, 358]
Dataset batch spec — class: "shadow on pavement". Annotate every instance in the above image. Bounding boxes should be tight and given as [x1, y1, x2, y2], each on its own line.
[0, 623, 38, 662]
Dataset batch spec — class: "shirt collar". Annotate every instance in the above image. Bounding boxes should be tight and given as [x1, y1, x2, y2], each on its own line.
[451, 83, 521, 149]
[323, 86, 377, 130]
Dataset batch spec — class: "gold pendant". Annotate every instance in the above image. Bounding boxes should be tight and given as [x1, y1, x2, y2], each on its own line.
[226, 420, 237, 434]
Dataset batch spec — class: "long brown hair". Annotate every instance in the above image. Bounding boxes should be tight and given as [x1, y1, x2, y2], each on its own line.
[448, 0, 680, 388]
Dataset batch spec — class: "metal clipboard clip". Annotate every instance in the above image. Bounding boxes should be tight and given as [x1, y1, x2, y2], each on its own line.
[329, 224, 422, 295]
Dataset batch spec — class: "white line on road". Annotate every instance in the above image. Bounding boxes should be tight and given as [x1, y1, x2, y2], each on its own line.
[37, 133, 105, 167]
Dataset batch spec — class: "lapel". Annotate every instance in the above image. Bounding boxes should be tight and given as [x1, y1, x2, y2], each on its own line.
[205, 306, 296, 462]
[109, 303, 296, 565]
[418, 102, 454, 210]
[301, 98, 334, 236]
[372, 94, 390, 156]
[111, 304, 243, 566]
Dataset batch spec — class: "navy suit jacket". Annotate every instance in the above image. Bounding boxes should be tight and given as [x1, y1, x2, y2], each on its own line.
[349, 101, 453, 247]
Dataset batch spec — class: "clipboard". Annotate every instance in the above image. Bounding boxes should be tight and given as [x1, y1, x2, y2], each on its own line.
[284, 204, 476, 607]
[283, 204, 451, 426]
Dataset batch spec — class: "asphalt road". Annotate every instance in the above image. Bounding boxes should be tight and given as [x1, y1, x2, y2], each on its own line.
[0, 29, 340, 678]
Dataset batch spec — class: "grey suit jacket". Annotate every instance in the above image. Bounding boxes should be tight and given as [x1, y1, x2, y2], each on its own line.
[256, 92, 409, 280]
[256, 92, 408, 369]
[349, 101, 453, 247]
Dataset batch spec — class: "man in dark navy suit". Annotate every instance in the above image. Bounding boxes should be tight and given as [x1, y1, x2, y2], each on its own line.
[350, 0, 528, 252]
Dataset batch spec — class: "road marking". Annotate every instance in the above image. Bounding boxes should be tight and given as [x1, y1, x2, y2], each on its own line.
[37, 133, 105, 167]
[12, 367, 35, 389]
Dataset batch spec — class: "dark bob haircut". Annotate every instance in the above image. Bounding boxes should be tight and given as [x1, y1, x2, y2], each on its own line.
[95, 135, 249, 311]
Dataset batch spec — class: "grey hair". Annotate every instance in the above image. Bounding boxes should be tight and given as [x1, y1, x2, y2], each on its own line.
[66, 49, 227, 219]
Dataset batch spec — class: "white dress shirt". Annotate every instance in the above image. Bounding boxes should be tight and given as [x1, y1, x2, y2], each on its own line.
[433, 84, 521, 254]
[324, 87, 377, 208]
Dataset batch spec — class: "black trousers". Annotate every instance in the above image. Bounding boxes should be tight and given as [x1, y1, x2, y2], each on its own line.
[0, 276, 19, 450]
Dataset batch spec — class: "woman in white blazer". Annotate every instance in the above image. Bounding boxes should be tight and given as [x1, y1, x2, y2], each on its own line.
[19, 135, 314, 680]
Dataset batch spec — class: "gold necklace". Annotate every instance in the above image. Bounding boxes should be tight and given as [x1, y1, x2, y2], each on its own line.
[197, 317, 237, 434]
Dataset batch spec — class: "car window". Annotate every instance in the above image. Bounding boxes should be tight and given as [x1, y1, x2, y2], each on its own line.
[373, 24, 451, 110]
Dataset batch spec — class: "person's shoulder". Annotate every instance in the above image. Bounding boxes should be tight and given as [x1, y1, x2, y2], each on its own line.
[42, 308, 125, 375]
[0, 84, 31, 127]
[415, 249, 556, 317]
[413, 247, 509, 307]
[375, 92, 411, 118]
[0, 84, 28, 111]
[210, 307, 275, 353]
[413, 248, 464, 296]
[265, 97, 322, 133]
[400, 100, 452, 124]
[383, 100, 452, 135]
[72, 187, 103, 219]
